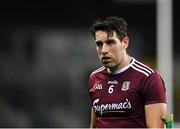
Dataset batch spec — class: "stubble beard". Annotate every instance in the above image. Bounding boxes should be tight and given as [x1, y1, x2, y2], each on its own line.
[101, 57, 122, 72]
[103, 61, 120, 71]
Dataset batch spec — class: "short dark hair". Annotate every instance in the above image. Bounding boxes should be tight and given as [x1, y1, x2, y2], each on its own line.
[90, 16, 128, 42]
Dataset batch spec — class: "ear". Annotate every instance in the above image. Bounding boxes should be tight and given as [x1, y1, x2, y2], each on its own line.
[122, 36, 129, 48]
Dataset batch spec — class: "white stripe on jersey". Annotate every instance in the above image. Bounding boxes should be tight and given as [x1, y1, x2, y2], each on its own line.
[131, 65, 149, 77]
[131, 58, 154, 77]
[90, 66, 105, 77]
[133, 62, 152, 74]
[134, 60, 154, 73]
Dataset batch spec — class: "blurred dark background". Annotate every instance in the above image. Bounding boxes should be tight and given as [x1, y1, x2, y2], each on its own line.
[0, 0, 179, 127]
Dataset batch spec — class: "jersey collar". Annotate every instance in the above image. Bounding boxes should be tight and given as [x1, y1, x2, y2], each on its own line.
[107, 57, 134, 74]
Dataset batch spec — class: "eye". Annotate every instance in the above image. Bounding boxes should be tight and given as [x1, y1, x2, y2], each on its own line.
[96, 41, 103, 47]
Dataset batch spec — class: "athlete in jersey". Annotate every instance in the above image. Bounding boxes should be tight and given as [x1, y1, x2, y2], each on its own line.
[88, 57, 166, 128]
[89, 16, 167, 128]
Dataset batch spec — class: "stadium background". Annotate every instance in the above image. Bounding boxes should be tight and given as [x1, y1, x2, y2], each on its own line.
[0, 0, 179, 127]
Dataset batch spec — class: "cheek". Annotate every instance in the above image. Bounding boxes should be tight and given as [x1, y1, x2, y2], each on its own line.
[96, 47, 99, 52]
[113, 47, 123, 59]
[111, 47, 120, 55]
[96, 48, 101, 56]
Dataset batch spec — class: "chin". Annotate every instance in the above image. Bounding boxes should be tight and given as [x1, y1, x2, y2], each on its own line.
[103, 63, 113, 68]
[104, 62, 118, 69]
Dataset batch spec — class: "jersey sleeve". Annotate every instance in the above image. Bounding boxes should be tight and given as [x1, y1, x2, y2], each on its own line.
[88, 75, 95, 107]
[141, 71, 166, 105]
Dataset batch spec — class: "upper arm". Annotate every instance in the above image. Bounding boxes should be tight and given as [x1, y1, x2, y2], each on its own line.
[145, 103, 167, 128]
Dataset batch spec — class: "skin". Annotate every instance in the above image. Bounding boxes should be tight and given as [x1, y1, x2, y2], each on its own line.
[145, 103, 166, 128]
[90, 30, 167, 128]
[90, 107, 97, 128]
[95, 31, 130, 73]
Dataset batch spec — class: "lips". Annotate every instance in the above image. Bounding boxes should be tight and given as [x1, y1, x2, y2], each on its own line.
[101, 57, 111, 63]
[102, 57, 111, 60]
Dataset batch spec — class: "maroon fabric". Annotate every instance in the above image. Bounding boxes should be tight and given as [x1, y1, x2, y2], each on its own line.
[88, 58, 166, 128]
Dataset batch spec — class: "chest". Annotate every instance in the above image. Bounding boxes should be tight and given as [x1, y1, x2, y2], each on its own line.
[91, 75, 144, 116]
[93, 77, 140, 99]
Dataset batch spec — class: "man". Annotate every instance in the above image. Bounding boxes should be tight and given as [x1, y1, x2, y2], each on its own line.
[88, 16, 166, 128]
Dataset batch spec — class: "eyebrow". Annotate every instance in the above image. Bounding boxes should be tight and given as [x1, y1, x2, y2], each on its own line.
[95, 39, 116, 44]
[105, 39, 116, 43]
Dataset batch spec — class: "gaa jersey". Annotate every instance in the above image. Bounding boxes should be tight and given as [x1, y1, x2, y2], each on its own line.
[88, 57, 166, 128]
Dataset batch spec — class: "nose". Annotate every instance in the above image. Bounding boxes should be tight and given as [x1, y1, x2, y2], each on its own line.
[101, 43, 109, 54]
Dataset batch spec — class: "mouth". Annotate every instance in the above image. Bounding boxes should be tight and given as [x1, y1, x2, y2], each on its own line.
[101, 57, 111, 63]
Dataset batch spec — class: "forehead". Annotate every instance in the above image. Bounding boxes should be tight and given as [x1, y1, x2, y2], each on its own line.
[95, 31, 118, 41]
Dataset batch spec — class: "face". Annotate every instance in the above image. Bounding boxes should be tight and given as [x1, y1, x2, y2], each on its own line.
[95, 30, 129, 71]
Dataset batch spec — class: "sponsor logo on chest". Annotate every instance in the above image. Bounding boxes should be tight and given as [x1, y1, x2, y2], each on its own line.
[93, 98, 132, 115]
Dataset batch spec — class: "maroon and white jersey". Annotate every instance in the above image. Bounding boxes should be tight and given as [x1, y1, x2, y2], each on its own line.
[88, 57, 166, 128]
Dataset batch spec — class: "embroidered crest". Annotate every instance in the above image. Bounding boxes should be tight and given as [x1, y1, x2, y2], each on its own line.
[121, 81, 130, 91]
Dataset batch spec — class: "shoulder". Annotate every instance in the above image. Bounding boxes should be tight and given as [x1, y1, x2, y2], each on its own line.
[130, 57, 164, 86]
[130, 57, 155, 77]
[89, 66, 106, 78]
[88, 66, 106, 90]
